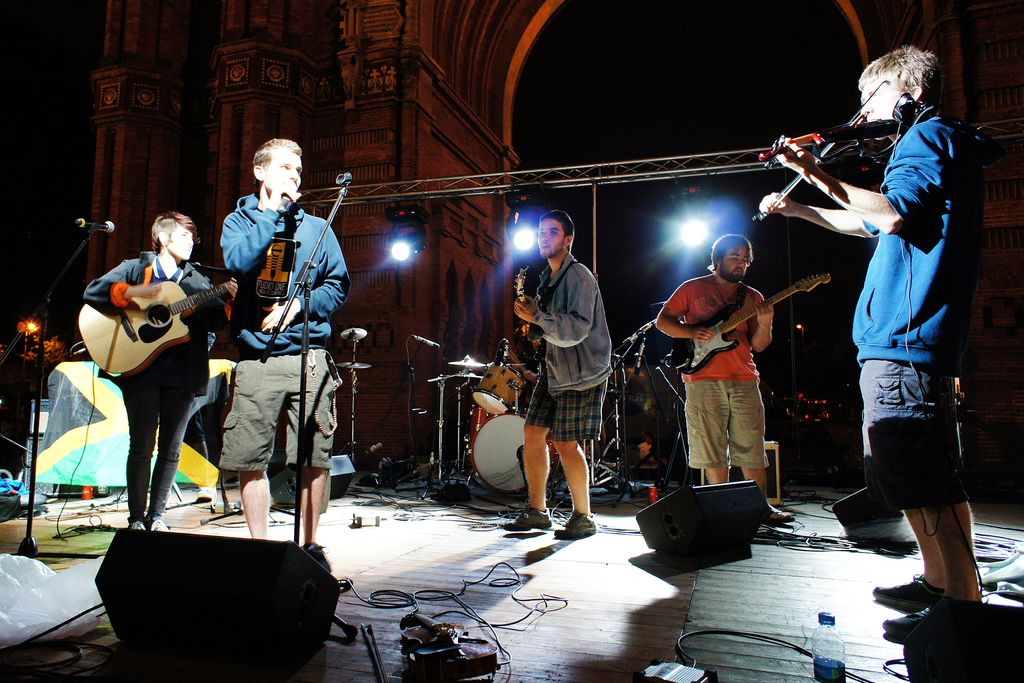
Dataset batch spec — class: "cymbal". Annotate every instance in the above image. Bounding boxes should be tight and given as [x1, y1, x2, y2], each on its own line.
[449, 355, 486, 368]
[338, 361, 372, 369]
[339, 327, 367, 341]
[455, 372, 482, 380]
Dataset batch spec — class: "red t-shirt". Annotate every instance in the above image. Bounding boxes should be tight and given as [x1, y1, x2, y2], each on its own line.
[663, 275, 765, 382]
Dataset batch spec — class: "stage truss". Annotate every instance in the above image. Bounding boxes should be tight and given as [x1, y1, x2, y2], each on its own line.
[300, 117, 1024, 209]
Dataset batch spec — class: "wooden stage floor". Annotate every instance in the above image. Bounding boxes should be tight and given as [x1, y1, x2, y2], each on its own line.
[1, 481, 1022, 682]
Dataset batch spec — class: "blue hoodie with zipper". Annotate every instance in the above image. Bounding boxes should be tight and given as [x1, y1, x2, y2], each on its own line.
[221, 194, 350, 359]
[854, 116, 1003, 376]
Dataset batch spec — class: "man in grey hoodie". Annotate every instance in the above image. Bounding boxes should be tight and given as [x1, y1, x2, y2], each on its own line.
[505, 210, 612, 540]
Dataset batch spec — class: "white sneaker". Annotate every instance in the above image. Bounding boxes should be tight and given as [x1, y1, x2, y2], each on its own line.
[128, 520, 146, 531]
[149, 519, 170, 532]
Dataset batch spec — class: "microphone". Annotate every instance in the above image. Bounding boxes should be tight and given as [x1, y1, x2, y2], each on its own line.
[494, 338, 510, 365]
[277, 193, 298, 217]
[336, 172, 353, 187]
[625, 319, 657, 345]
[633, 336, 646, 373]
[410, 334, 440, 349]
[75, 218, 115, 233]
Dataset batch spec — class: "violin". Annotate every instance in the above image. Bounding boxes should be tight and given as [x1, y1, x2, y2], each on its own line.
[400, 611, 498, 682]
[753, 118, 900, 222]
[758, 119, 901, 167]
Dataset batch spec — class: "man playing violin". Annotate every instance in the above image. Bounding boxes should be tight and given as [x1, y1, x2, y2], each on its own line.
[758, 45, 1003, 644]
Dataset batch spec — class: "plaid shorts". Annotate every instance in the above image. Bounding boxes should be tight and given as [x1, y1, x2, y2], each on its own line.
[525, 374, 607, 442]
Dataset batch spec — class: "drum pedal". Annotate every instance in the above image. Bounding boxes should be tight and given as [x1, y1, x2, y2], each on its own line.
[351, 514, 381, 528]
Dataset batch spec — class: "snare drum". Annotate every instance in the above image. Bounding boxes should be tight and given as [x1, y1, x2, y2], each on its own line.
[472, 363, 524, 415]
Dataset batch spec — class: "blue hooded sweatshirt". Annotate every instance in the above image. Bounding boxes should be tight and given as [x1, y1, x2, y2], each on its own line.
[854, 116, 1003, 376]
[221, 194, 350, 359]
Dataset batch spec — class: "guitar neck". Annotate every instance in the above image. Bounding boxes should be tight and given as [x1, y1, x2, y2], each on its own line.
[718, 283, 804, 333]
[168, 283, 230, 316]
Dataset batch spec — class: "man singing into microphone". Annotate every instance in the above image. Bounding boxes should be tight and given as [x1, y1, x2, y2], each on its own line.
[219, 138, 350, 572]
[655, 234, 789, 521]
[758, 45, 1002, 643]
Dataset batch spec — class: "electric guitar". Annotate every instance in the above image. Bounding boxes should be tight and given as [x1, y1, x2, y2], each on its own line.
[511, 267, 545, 371]
[79, 280, 231, 376]
[670, 273, 831, 374]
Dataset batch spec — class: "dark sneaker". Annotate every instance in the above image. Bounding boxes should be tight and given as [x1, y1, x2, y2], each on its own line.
[504, 508, 552, 531]
[302, 543, 332, 574]
[554, 511, 597, 540]
[873, 575, 944, 613]
[882, 608, 929, 644]
[764, 504, 794, 524]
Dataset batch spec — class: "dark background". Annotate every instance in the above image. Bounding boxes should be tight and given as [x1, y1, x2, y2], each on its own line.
[2, 1, 871, 476]
[513, 0, 869, 419]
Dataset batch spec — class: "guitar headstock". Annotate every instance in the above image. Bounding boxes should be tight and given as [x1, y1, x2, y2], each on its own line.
[795, 273, 832, 292]
[514, 267, 528, 300]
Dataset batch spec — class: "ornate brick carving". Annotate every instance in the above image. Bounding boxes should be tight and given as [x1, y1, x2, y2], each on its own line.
[97, 81, 121, 110]
[361, 62, 396, 95]
[131, 82, 160, 111]
[224, 57, 250, 88]
[261, 58, 291, 89]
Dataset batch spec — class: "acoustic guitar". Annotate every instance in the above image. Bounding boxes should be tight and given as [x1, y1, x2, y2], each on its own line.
[79, 280, 230, 376]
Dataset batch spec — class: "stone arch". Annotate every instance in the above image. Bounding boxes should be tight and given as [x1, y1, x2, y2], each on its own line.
[482, 0, 886, 148]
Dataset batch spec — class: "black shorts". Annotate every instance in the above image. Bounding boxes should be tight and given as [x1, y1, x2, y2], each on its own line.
[860, 360, 967, 510]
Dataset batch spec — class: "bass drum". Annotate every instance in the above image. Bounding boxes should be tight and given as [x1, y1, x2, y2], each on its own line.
[470, 414, 527, 493]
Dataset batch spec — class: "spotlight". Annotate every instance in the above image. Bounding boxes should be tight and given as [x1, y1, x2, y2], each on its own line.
[387, 206, 427, 261]
[504, 186, 547, 252]
[670, 184, 709, 248]
[678, 218, 709, 247]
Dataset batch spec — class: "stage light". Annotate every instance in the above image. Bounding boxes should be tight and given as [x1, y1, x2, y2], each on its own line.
[505, 186, 547, 252]
[386, 206, 427, 262]
[678, 218, 709, 247]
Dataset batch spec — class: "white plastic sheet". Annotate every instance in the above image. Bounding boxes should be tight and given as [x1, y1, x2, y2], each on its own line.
[0, 554, 105, 647]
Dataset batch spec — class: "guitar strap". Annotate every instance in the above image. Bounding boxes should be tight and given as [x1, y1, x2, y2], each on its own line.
[537, 259, 578, 313]
[732, 283, 749, 308]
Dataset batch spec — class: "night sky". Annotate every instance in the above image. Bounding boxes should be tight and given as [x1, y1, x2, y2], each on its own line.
[3, 2, 104, 353]
[513, 0, 868, 409]
[5, 0, 871, 413]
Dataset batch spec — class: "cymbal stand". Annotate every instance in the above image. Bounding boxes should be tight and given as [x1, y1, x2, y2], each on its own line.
[453, 376, 469, 479]
[345, 336, 362, 457]
[426, 373, 450, 494]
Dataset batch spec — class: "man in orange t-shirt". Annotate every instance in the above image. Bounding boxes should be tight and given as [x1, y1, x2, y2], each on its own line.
[656, 234, 790, 521]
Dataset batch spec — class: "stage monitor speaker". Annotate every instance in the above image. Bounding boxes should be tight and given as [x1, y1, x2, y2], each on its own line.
[904, 598, 1024, 682]
[269, 452, 354, 509]
[636, 480, 767, 556]
[329, 453, 355, 499]
[96, 530, 340, 655]
[833, 487, 900, 527]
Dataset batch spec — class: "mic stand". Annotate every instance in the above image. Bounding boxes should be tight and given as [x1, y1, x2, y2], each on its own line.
[261, 175, 351, 546]
[4, 232, 100, 559]
[594, 344, 636, 501]
[653, 365, 691, 491]
[638, 350, 667, 485]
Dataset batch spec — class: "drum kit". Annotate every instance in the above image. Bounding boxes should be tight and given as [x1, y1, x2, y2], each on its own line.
[426, 345, 531, 494]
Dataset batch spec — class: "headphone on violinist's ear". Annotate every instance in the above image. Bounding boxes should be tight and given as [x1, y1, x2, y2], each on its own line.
[893, 93, 935, 124]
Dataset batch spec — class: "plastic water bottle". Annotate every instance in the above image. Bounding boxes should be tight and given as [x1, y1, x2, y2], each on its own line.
[812, 612, 846, 682]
